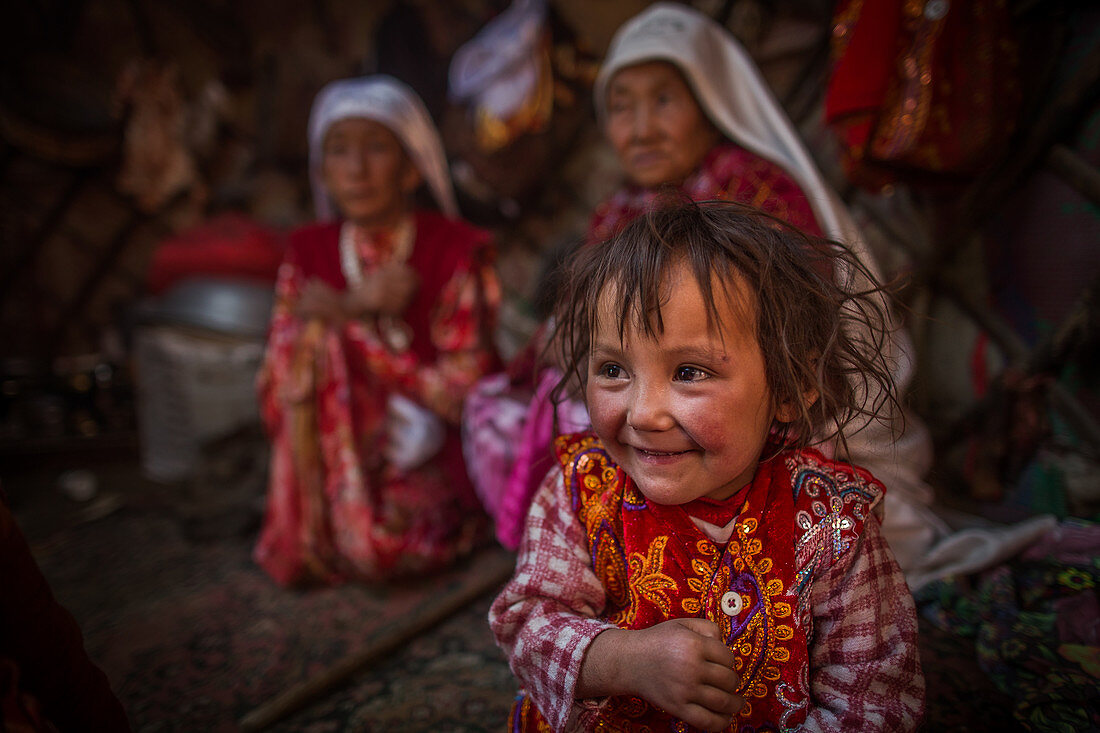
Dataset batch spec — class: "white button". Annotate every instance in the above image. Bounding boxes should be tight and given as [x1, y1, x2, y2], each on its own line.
[720, 591, 743, 616]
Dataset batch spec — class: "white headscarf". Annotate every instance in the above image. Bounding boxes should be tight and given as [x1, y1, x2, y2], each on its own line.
[594, 2, 858, 248]
[308, 75, 458, 221]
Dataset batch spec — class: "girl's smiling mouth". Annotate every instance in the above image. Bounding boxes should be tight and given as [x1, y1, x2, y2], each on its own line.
[632, 446, 694, 463]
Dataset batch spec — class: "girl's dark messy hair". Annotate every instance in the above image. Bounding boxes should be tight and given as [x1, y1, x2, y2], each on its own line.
[551, 197, 900, 451]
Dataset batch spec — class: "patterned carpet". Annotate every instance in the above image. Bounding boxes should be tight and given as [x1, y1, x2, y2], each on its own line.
[13, 461, 1090, 731]
[15, 464, 519, 732]
[268, 595, 518, 732]
[918, 617, 1024, 732]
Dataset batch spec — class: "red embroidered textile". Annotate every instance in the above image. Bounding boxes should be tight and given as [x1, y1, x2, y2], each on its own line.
[253, 210, 501, 585]
[679, 490, 754, 529]
[824, 0, 1021, 190]
[493, 433, 925, 732]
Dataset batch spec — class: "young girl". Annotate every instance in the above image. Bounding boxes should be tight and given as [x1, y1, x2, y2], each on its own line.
[490, 201, 924, 731]
[254, 76, 501, 585]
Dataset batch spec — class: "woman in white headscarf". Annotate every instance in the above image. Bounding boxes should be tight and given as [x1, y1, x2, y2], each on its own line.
[254, 75, 502, 586]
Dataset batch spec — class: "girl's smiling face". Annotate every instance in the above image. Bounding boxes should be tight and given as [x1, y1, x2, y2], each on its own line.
[586, 262, 792, 504]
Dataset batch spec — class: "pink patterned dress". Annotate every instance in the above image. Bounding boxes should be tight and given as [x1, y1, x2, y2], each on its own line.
[254, 210, 501, 585]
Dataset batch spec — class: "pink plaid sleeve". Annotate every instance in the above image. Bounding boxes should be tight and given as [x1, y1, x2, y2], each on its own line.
[804, 515, 925, 731]
[488, 466, 617, 732]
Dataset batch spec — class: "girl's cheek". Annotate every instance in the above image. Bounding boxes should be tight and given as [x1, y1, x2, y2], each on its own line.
[675, 401, 723, 449]
[585, 387, 621, 439]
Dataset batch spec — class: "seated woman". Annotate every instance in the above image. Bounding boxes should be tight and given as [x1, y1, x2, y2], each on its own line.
[255, 75, 501, 586]
[467, 2, 950, 578]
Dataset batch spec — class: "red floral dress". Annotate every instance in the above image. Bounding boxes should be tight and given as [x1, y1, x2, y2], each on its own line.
[254, 210, 501, 585]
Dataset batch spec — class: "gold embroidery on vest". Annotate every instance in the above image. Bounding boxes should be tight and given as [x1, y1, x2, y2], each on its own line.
[626, 535, 679, 621]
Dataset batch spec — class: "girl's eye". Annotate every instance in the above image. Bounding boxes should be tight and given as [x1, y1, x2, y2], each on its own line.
[598, 363, 625, 379]
[674, 366, 708, 382]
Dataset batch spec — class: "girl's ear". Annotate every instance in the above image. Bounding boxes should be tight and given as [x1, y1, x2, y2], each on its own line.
[775, 388, 819, 423]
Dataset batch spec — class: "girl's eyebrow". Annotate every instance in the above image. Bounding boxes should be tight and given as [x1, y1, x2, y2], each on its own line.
[591, 339, 730, 364]
[589, 341, 625, 359]
[664, 344, 730, 363]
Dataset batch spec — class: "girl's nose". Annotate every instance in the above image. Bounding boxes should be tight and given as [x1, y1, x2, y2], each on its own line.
[627, 380, 675, 432]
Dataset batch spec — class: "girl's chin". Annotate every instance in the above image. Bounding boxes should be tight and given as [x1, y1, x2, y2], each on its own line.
[636, 486, 696, 506]
[630, 475, 699, 506]
[633, 472, 747, 505]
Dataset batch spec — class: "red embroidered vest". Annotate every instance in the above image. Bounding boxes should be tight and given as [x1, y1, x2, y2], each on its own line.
[510, 432, 884, 733]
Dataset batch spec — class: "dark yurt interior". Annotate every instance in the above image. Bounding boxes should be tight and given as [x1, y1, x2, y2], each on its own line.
[1, 0, 1097, 731]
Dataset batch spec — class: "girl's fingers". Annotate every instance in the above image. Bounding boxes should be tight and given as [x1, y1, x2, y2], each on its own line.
[672, 618, 737, 667]
[692, 680, 745, 717]
[678, 701, 736, 732]
[695, 636, 737, 672]
[673, 617, 722, 638]
[698, 660, 740, 696]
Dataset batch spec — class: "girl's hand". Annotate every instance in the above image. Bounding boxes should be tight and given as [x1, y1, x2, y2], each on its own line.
[345, 262, 420, 318]
[296, 279, 346, 324]
[579, 618, 744, 731]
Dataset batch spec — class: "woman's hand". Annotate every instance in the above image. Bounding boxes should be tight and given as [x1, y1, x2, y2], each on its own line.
[296, 279, 346, 324]
[344, 261, 420, 318]
[578, 618, 744, 731]
[384, 394, 445, 471]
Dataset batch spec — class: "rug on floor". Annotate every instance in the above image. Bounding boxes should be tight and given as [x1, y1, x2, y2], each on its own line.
[30, 506, 516, 732]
